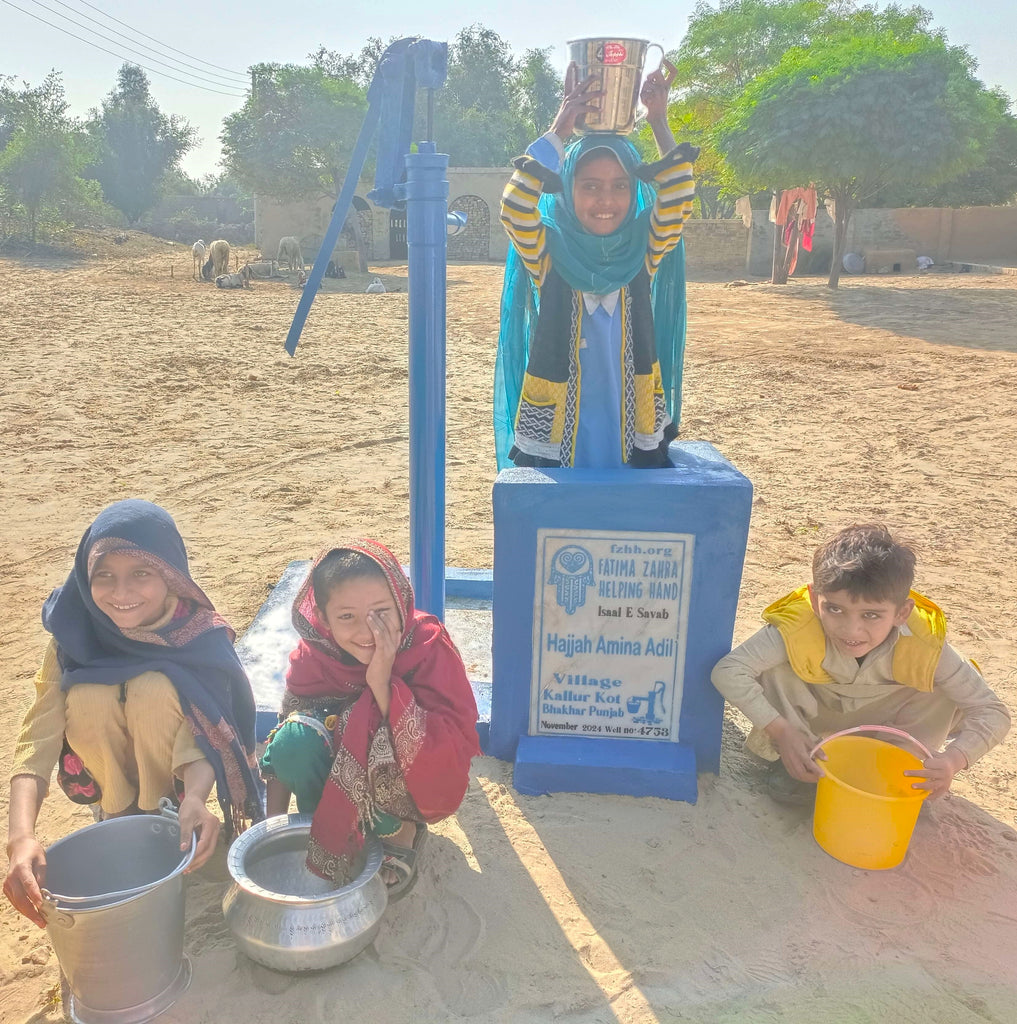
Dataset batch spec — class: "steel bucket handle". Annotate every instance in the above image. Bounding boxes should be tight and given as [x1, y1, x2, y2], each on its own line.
[40, 799, 197, 911]
[810, 724, 933, 761]
[645, 44, 678, 88]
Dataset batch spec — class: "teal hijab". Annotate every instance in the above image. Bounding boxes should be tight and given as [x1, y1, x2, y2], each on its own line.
[494, 135, 689, 469]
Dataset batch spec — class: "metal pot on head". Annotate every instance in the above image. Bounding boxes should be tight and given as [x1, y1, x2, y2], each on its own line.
[222, 813, 387, 972]
[567, 38, 677, 135]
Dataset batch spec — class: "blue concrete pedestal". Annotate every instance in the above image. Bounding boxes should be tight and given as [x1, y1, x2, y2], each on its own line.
[515, 735, 698, 800]
[489, 441, 752, 802]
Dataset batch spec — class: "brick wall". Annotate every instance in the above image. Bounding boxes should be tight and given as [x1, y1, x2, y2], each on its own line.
[746, 205, 1017, 276]
[683, 220, 749, 276]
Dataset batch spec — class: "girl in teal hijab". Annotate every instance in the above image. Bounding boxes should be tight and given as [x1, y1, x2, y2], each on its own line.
[495, 71, 696, 470]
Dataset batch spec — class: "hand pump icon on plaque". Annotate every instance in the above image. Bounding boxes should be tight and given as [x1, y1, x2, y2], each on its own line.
[627, 681, 667, 725]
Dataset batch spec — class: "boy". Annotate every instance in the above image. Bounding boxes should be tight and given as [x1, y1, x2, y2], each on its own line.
[711, 524, 1010, 804]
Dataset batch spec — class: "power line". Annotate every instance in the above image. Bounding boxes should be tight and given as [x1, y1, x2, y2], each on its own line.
[1, 0, 248, 97]
[67, 0, 249, 80]
[16, 0, 249, 93]
[43, 0, 249, 86]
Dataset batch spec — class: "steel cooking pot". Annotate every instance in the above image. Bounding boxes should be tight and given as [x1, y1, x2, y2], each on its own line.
[222, 813, 387, 972]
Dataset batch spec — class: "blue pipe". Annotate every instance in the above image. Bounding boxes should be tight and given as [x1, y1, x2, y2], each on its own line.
[284, 102, 382, 357]
[404, 142, 448, 618]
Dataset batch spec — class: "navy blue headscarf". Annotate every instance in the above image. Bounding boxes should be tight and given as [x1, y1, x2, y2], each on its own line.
[42, 499, 264, 833]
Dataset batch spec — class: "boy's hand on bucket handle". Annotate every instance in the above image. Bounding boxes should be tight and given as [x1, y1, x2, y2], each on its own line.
[765, 716, 825, 782]
[551, 62, 605, 140]
[3, 836, 48, 928]
[903, 746, 967, 800]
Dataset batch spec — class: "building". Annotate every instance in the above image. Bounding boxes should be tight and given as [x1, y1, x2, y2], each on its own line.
[255, 167, 511, 268]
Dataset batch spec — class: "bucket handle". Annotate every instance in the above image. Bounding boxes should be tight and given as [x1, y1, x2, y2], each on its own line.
[39, 894, 75, 929]
[810, 725, 933, 762]
[645, 44, 678, 88]
[40, 802, 196, 907]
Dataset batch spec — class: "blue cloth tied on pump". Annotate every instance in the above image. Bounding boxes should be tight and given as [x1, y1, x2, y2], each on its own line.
[367, 38, 448, 209]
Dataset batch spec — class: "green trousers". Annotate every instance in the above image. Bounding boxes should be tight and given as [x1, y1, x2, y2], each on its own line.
[260, 718, 402, 835]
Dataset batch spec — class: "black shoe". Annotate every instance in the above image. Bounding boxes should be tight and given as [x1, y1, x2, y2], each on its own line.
[765, 764, 817, 807]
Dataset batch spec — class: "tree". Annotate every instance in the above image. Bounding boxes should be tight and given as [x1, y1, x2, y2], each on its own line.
[311, 27, 562, 166]
[0, 73, 103, 243]
[430, 25, 528, 165]
[636, 94, 739, 217]
[309, 37, 388, 89]
[513, 48, 563, 143]
[875, 88, 1017, 206]
[716, 31, 1003, 286]
[220, 63, 370, 270]
[87, 65, 194, 224]
[673, 0, 840, 101]
[661, 0, 845, 208]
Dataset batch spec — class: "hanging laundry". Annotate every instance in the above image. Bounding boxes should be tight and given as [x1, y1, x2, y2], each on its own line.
[771, 186, 818, 281]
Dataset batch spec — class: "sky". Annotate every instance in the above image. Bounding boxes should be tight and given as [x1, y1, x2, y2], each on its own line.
[4, 0, 1017, 179]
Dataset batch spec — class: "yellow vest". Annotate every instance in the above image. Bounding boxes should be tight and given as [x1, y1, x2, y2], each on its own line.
[761, 586, 946, 692]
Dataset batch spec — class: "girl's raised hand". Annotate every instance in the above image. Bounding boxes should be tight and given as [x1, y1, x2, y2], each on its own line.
[365, 609, 401, 716]
[551, 61, 605, 140]
[640, 70, 670, 124]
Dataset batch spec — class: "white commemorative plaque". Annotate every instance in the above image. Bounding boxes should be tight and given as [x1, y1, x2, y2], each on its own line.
[529, 528, 693, 741]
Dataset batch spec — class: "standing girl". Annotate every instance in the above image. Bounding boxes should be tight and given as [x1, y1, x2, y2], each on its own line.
[259, 540, 479, 898]
[496, 66, 698, 469]
[4, 500, 264, 926]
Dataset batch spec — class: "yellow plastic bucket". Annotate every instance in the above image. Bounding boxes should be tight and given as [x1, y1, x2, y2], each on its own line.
[811, 726, 930, 870]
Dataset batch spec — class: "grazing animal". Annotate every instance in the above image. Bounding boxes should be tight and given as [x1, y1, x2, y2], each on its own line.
[365, 277, 386, 294]
[246, 260, 278, 279]
[208, 239, 231, 278]
[215, 264, 252, 289]
[277, 236, 304, 272]
[192, 239, 206, 280]
[201, 255, 214, 281]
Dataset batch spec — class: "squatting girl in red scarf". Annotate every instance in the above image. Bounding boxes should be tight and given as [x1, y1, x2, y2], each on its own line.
[259, 539, 479, 897]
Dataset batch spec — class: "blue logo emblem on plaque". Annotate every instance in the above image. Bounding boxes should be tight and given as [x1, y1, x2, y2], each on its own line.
[548, 545, 594, 614]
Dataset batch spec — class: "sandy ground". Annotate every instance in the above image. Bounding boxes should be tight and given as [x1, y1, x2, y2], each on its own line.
[1, 234, 1016, 1023]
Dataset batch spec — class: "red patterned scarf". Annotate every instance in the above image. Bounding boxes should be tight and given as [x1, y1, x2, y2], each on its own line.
[286, 540, 479, 883]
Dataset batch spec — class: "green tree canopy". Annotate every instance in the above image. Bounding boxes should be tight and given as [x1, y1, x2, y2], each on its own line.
[513, 48, 564, 145]
[221, 62, 370, 268]
[875, 88, 1017, 207]
[431, 25, 527, 165]
[309, 37, 388, 90]
[716, 30, 1003, 285]
[664, 0, 845, 207]
[87, 64, 195, 224]
[673, 0, 839, 101]
[220, 62, 368, 202]
[308, 27, 563, 166]
[0, 72, 104, 243]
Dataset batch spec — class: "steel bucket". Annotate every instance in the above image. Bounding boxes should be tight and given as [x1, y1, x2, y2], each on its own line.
[222, 813, 387, 972]
[567, 37, 676, 134]
[40, 804, 195, 1024]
